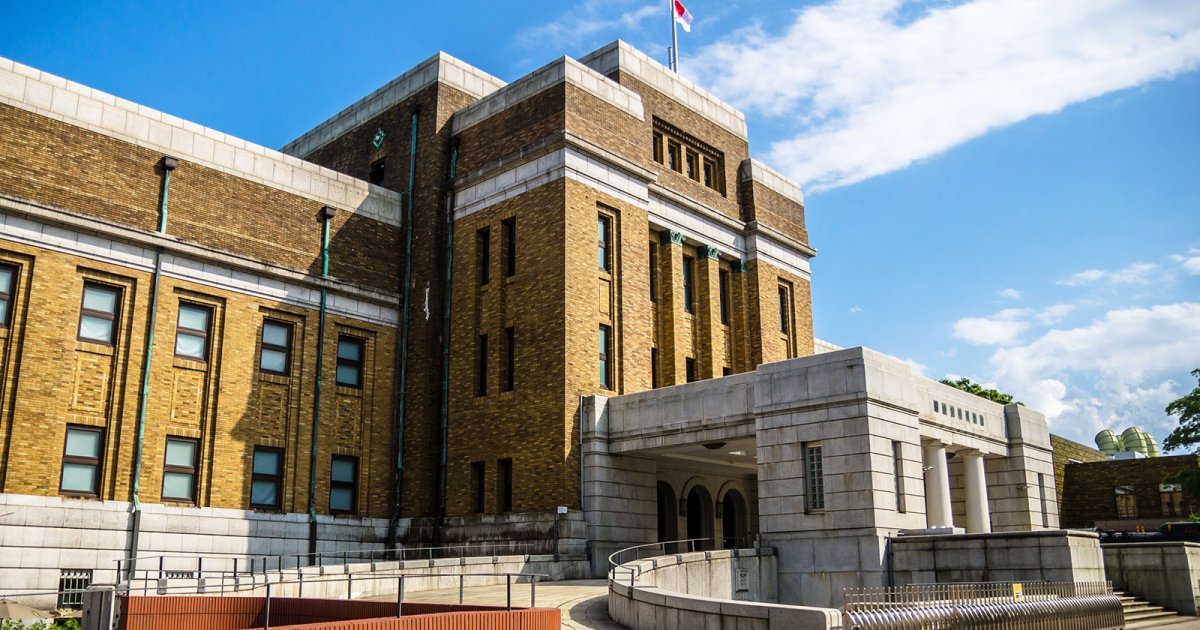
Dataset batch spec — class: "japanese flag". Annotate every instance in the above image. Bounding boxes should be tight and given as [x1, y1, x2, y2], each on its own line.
[674, 0, 694, 32]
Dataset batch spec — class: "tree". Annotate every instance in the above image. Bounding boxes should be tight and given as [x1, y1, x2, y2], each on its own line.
[1162, 369, 1200, 454]
[939, 377, 1020, 406]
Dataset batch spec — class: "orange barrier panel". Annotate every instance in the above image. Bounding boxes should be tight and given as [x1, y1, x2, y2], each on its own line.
[272, 608, 562, 630]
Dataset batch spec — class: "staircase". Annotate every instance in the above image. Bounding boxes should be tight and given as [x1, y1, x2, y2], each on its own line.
[1117, 590, 1191, 629]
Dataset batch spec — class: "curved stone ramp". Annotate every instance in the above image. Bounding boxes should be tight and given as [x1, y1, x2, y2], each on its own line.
[368, 578, 623, 629]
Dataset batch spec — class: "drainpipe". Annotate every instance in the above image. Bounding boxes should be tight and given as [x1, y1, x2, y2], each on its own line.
[387, 105, 420, 549]
[436, 140, 459, 524]
[126, 155, 177, 580]
[308, 206, 335, 560]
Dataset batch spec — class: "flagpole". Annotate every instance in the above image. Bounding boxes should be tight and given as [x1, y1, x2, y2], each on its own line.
[670, 0, 679, 72]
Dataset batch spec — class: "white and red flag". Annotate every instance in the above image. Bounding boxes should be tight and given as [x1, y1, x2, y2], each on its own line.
[673, 0, 694, 33]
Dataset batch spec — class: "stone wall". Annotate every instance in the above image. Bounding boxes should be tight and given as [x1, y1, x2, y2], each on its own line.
[891, 530, 1105, 585]
[1104, 542, 1200, 615]
[1050, 434, 1105, 513]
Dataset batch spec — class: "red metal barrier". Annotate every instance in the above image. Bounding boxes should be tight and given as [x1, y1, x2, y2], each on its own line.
[119, 596, 560, 630]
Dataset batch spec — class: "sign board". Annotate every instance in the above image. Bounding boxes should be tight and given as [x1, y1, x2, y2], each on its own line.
[736, 568, 750, 593]
[372, 129, 386, 148]
[1012, 583, 1024, 602]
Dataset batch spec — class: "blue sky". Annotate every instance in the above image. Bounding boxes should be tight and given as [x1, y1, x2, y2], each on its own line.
[2, 0, 1198, 449]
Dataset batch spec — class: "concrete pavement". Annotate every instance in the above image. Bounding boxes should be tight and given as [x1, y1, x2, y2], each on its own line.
[373, 578, 625, 630]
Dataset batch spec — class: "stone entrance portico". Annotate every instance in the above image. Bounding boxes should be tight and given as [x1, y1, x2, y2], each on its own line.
[581, 347, 1058, 607]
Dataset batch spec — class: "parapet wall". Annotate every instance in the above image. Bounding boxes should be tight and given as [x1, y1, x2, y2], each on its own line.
[891, 529, 1105, 585]
[1104, 542, 1200, 616]
[608, 548, 842, 630]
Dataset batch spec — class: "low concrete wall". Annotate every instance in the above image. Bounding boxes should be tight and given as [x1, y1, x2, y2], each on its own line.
[608, 548, 842, 630]
[1104, 542, 1200, 615]
[891, 529, 1105, 585]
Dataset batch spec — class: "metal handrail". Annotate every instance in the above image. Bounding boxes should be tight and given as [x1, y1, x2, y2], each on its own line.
[606, 538, 716, 589]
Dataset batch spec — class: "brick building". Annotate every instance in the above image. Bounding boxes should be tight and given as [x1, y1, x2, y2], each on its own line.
[1059, 452, 1199, 531]
[0, 41, 820, 594]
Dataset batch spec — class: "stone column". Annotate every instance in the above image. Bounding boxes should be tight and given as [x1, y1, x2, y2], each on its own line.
[962, 450, 991, 533]
[922, 442, 953, 529]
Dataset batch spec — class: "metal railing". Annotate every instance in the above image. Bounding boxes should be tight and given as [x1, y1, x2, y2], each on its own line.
[842, 581, 1124, 630]
[607, 537, 714, 587]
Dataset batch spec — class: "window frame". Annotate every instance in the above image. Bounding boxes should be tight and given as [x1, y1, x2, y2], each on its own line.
[329, 455, 358, 515]
[60, 425, 104, 498]
[161, 436, 198, 503]
[498, 458, 513, 513]
[501, 326, 515, 392]
[335, 335, 366, 389]
[1114, 486, 1137, 519]
[648, 241, 658, 302]
[250, 446, 284, 510]
[777, 285, 790, 334]
[368, 158, 386, 185]
[502, 218, 516, 278]
[682, 255, 695, 313]
[174, 302, 213, 361]
[477, 227, 491, 286]
[718, 268, 730, 325]
[651, 347, 659, 389]
[598, 215, 612, 273]
[77, 282, 122, 345]
[685, 357, 696, 383]
[0, 263, 16, 328]
[476, 334, 488, 396]
[804, 443, 825, 512]
[598, 324, 612, 390]
[259, 319, 293, 376]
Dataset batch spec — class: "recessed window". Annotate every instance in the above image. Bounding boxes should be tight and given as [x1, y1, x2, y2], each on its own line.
[1161, 483, 1184, 517]
[666, 140, 681, 172]
[175, 302, 212, 360]
[368, 158, 386, 185]
[60, 425, 103, 497]
[682, 255, 695, 313]
[498, 458, 513, 513]
[330, 456, 358, 514]
[805, 443, 825, 511]
[501, 326, 515, 392]
[477, 227, 490, 286]
[598, 215, 612, 273]
[259, 320, 293, 375]
[652, 131, 664, 163]
[477, 334, 488, 396]
[471, 461, 485, 514]
[651, 347, 659, 389]
[57, 570, 91, 609]
[336, 336, 365, 388]
[0, 264, 14, 327]
[892, 441, 905, 512]
[652, 119, 725, 194]
[685, 357, 696, 383]
[1114, 486, 1137, 519]
[162, 437, 197, 503]
[686, 151, 698, 180]
[777, 285, 789, 334]
[78, 283, 120, 344]
[722, 367, 731, 377]
[502, 218, 516, 278]
[703, 158, 716, 188]
[718, 269, 730, 325]
[648, 241, 658, 302]
[599, 324, 612, 390]
[251, 447, 283, 509]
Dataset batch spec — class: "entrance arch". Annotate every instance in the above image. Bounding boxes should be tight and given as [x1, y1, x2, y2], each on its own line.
[686, 485, 715, 550]
[721, 489, 748, 548]
[656, 481, 679, 545]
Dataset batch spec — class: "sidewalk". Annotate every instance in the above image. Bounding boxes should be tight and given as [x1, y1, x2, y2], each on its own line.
[372, 578, 624, 630]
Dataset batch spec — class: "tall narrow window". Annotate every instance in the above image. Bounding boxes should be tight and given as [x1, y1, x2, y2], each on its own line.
[682, 255, 695, 313]
[1038, 473, 1049, 527]
[501, 326, 515, 392]
[650, 348, 659, 389]
[648, 241, 657, 302]
[162, 437, 197, 503]
[251, 447, 283, 509]
[368, 158, 386, 185]
[175, 302, 212, 361]
[685, 357, 696, 383]
[336, 336, 365, 388]
[598, 324, 612, 390]
[60, 425, 103, 497]
[778, 286, 790, 334]
[598, 215, 612, 273]
[804, 443, 825, 511]
[477, 228, 490, 286]
[498, 458, 513, 512]
[502, 218, 516, 278]
[330, 456, 358, 514]
[78, 283, 120, 344]
[1114, 486, 1137, 519]
[652, 131, 664, 163]
[703, 158, 716, 189]
[476, 334, 488, 396]
[685, 151, 698, 180]
[259, 320, 293, 375]
[718, 269, 730, 325]
[1161, 484, 1184, 517]
[667, 141, 681, 172]
[892, 441, 905, 512]
[471, 461, 486, 514]
[0, 264, 14, 327]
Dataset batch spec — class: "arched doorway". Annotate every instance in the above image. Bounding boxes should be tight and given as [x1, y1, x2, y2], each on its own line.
[656, 481, 678, 546]
[686, 485, 714, 550]
[721, 489, 748, 549]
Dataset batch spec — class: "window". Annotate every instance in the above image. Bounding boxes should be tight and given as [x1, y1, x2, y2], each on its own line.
[498, 458, 513, 512]
[368, 158, 385, 185]
[666, 140, 681, 172]
[477, 228, 490, 286]
[685, 151, 698, 180]
[599, 325, 612, 390]
[652, 131, 663, 163]
[57, 570, 91, 609]
[502, 218, 516, 278]
[1114, 486, 1137, 519]
[893, 441, 905, 512]
[471, 461, 485, 514]
[0, 264, 15, 327]
[805, 443, 825, 511]
[476, 334, 488, 396]
[330, 456, 358, 514]
[175, 302, 212, 360]
[648, 241, 657, 301]
[501, 326, 515, 392]
[161, 437, 197, 502]
[1038, 473, 1049, 527]
[251, 447, 283, 509]
[1162, 484, 1184, 517]
[598, 215, 612, 273]
[722, 367, 731, 376]
[60, 425, 103, 496]
[651, 348, 659, 389]
[682, 255, 695, 313]
[259, 320, 292, 375]
[703, 158, 716, 188]
[78, 283, 120, 344]
[652, 119, 726, 194]
[718, 269, 730, 325]
[685, 357, 696, 383]
[777, 285, 790, 334]
[336, 336, 365, 388]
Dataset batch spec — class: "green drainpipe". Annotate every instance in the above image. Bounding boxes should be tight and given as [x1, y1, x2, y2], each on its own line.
[127, 155, 177, 580]
[387, 106, 419, 549]
[308, 206, 335, 560]
[437, 140, 459, 521]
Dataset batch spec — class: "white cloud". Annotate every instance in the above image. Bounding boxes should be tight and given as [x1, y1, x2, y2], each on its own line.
[952, 308, 1030, 345]
[902, 357, 928, 376]
[516, 0, 659, 50]
[1057, 262, 1160, 286]
[1170, 248, 1200, 275]
[1035, 303, 1075, 325]
[848, 305, 863, 313]
[686, 0, 1200, 190]
[997, 288, 1022, 300]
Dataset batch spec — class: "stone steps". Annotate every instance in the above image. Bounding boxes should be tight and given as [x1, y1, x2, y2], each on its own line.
[1115, 590, 1183, 627]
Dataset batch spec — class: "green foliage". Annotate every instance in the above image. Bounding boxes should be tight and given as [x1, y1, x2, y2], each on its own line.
[938, 377, 1021, 406]
[51, 620, 81, 630]
[1, 621, 48, 630]
[1163, 369, 1200, 454]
